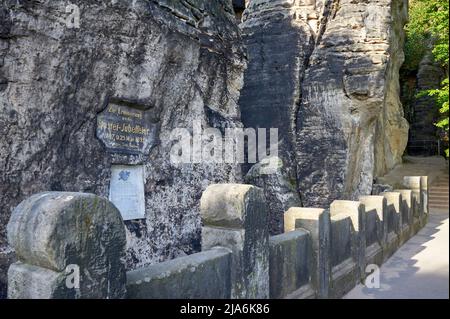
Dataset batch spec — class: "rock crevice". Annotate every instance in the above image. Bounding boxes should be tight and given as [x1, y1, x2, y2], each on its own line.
[239, 0, 409, 218]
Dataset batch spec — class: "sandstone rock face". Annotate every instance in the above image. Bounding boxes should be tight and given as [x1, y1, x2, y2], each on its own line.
[245, 157, 302, 234]
[0, 0, 245, 284]
[239, 0, 315, 182]
[240, 0, 409, 207]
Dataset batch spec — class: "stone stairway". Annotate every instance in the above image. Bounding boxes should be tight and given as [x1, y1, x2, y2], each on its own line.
[429, 175, 449, 212]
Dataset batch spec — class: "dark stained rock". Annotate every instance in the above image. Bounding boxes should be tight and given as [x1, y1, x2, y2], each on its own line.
[245, 157, 302, 235]
[0, 0, 246, 287]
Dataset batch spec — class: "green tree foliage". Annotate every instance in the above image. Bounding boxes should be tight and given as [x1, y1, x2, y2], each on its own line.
[405, 0, 449, 156]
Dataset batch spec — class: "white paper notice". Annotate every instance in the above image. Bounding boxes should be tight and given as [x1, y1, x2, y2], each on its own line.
[109, 165, 145, 220]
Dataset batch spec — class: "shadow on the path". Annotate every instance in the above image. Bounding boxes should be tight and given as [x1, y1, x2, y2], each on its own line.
[349, 213, 449, 299]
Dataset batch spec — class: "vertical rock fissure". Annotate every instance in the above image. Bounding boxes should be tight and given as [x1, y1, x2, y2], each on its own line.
[294, 0, 339, 202]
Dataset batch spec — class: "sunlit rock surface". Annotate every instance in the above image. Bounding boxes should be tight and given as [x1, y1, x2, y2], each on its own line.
[239, 0, 409, 207]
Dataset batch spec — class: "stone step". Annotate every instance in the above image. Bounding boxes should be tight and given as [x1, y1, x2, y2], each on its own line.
[430, 188, 449, 193]
[430, 206, 449, 210]
[431, 185, 449, 189]
[433, 178, 449, 183]
[429, 204, 449, 209]
[429, 199, 449, 203]
[432, 183, 449, 187]
[429, 202, 449, 207]
[429, 194, 449, 198]
[429, 192, 449, 196]
[430, 188, 449, 192]
[430, 201, 449, 206]
[430, 196, 449, 199]
[430, 193, 449, 198]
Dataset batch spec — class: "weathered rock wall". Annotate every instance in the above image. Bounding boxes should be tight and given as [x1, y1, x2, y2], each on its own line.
[405, 52, 445, 155]
[240, 0, 409, 209]
[0, 0, 245, 279]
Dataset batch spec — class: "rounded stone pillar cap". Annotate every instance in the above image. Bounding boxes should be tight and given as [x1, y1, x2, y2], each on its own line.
[7, 192, 126, 272]
[200, 184, 264, 228]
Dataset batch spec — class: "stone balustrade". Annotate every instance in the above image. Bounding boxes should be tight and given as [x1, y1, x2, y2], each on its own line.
[5, 176, 430, 299]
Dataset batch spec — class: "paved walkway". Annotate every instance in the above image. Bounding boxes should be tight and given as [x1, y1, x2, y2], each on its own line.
[345, 156, 449, 299]
[344, 212, 449, 299]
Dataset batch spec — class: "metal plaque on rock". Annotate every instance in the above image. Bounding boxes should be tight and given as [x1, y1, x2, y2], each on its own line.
[96, 103, 158, 155]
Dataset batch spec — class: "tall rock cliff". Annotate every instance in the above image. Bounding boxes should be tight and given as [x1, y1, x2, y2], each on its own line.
[0, 0, 245, 279]
[239, 0, 409, 216]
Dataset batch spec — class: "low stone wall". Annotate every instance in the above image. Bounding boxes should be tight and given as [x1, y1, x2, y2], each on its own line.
[381, 192, 402, 258]
[403, 176, 428, 231]
[5, 176, 429, 299]
[127, 247, 232, 299]
[269, 230, 314, 299]
[328, 201, 365, 298]
[359, 196, 386, 267]
[395, 189, 414, 244]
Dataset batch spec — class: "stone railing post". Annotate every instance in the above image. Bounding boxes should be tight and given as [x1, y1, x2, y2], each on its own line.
[358, 196, 387, 266]
[330, 201, 366, 281]
[394, 189, 413, 243]
[200, 184, 269, 299]
[284, 207, 330, 299]
[7, 192, 127, 299]
[402, 176, 423, 232]
[420, 176, 429, 225]
[380, 192, 402, 259]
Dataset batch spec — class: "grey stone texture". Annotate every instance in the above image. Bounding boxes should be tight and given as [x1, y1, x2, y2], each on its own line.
[402, 176, 423, 233]
[359, 196, 387, 267]
[269, 229, 314, 299]
[126, 247, 232, 299]
[7, 192, 126, 299]
[239, 0, 409, 208]
[394, 189, 413, 244]
[245, 156, 302, 235]
[0, 0, 245, 277]
[284, 207, 330, 299]
[329, 200, 365, 298]
[421, 176, 429, 215]
[403, 176, 428, 227]
[201, 184, 269, 299]
[380, 192, 401, 259]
